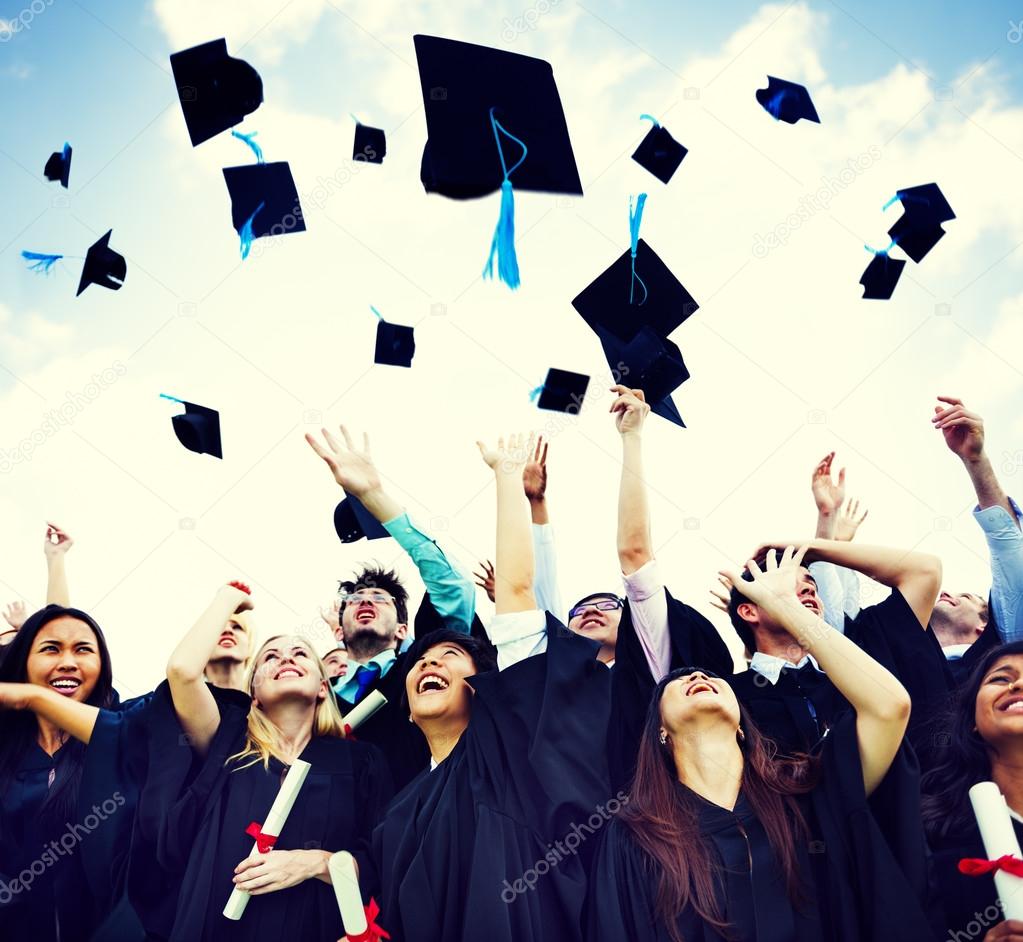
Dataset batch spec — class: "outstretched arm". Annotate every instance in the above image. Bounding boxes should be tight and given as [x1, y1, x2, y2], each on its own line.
[524, 436, 563, 616]
[721, 548, 910, 795]
[613, 386, 653, 574]
[44, 522, 73, 607]
[0, 682, 99, 743]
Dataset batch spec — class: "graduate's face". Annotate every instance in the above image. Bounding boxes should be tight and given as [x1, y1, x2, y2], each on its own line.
[567, 596, 622, 648]
[659, 671, 741, 741]
[931, 591, 987, 643]
[407, 642, 476, 725]
[322, 648, 349, 679]
[209, 616, 250, 664]
[251, 636, 327, 709]
[740, 568, 821, 642]
[25, 616, 102, 703]
[974, 654, 1023, 746]
[341, 590, 408, 651]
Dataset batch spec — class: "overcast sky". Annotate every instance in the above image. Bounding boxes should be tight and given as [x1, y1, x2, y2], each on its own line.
[2, 0, 1023, 696]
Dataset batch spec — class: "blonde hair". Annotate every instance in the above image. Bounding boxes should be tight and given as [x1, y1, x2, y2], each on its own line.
[227, 634, 347, 771]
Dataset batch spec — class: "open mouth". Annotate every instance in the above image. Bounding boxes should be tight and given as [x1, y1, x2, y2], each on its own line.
[800, 599, 820, 615]
[416, 672, 450, 695]
[999, 694, 1023, 713]
[274, 666, 303, 680]
[218, 635, 236, 648]
[49, 677, 82, 696]
[356, 609, 376, 624]
[686, 681, 716, 697]
[579, 616, 604, 630]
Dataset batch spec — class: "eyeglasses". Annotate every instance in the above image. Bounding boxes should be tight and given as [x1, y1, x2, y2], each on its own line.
[341, 591, 394, 606]
[568, 598, 623, 620]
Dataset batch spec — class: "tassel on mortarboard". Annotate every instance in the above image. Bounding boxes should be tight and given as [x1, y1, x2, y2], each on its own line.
[483, 107, 528, 290]
[628, 193, 649, 305]
[232, 129, 266, 260]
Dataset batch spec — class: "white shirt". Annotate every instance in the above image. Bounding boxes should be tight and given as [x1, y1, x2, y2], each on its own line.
[942, 643, 972, 661]
[748, 651, 822, 686]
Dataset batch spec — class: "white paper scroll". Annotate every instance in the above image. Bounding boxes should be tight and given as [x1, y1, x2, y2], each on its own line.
[329, 850, 368, 938]
[343, 690, 387, 732]
[223, 758, 312, 920]
[968, 781, 1023, 920]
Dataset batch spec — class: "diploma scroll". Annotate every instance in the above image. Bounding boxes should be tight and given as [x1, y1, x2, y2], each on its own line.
[968, 781, 1023, 920]
[343, 690, 387, 733]
[329, 851, 368, 938]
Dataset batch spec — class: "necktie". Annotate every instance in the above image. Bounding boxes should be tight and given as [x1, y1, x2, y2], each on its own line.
[353, 662, 382, 704]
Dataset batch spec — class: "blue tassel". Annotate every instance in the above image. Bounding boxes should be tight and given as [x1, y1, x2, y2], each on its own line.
[881, 194, 899, 212]
[482, 108, 528, 290]
[528, 385, 543, 403]
[21, 250, 64, 274]
[639, 113, 660, 128]
[61, 142, 71, 161]
[159, 393, 184, 404]
[767, 90, 789, 120]
[628, 193, 649, 305]
[370, 305, 383, 320]
[231, 129, 265, 164]
[239, 201, 265, 259]
[864, 238, 898, 256]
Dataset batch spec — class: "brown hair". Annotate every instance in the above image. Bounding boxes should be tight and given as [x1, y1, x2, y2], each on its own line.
[622, 668, 818, 940]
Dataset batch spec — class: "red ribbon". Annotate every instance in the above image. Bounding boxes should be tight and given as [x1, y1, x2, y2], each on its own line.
[229, 580, 252, 594]
[245, 821, 278, 854]
[958, 855, 1023, 878]
[346, 898, 390, 942]
[343, 723, 358, 741]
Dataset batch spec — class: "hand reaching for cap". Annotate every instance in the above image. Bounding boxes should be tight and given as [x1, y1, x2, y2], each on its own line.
[305, 426, 382, 498]
[932, 396, 985, 463]
[3, 601, 26, 632]
[43, 522, 73, 561]
[610, 385, 650, 436]
[522, 436, 548, 503]
[477, 432, 535, 475]
[811, 452, 846, 516]
[835, 499, 869, 542]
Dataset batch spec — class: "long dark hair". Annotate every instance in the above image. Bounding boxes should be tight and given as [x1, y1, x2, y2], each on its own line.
[622, 668, 818, 942]
[921, 640, 1023, 841]
[0, 605, 115, 835]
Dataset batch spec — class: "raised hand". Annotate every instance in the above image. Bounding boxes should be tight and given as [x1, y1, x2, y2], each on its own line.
[811, 453, 846, 515]
[319, 598, 342, 638]
[720, 546, 809, 615]
[3, 601, 26, 631]
[708, 579, 731, 614]
[220, 583, 254, 615]
[610, 385, 650, 436]
[835, 499, 869, 542]
[477, 432, 534, 475]
[932, 396, 985, 462]
[305, 425, 382, 497]
[43, 522, 74, 560]
[522, 436, 548, 503]
[473, 560, 496, 603]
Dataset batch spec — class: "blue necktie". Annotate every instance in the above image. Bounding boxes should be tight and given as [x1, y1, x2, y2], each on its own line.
[353, 662, 382, 704]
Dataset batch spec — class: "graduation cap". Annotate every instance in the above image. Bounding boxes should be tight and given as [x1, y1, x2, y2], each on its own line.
[44, 143, 72, 188]
[353, 119, 386, 164]
[170, 38, 263, 147]
[596, 326, 688, 427]
[76, 230, 126, 296]
[885, 183, 955, 263]
[223, 161, 305, 256]
[756, 76, 820, 125]
[859, 251, 906, 300]
[333, 493, 389, 542]
[631, 116, 687, 184]
[532, 368, 589, 413]
[374, 318, 415, 368]
[162, 395, 223, 459]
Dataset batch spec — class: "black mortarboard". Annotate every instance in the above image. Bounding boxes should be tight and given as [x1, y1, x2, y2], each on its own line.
[413, 34, 583, 200]
[44, 143, 72, 188]
[223, 162, 305, 241]
[596, 326, 688, 427]
[76, 230, 126, 297]
[632, 123, 687, 184]
[170, 38, 263, 147]
[886, 183, 955, 264]
[756, 76, 820, 124]
[374, 319, 416, 368]
[572, 239, 698, 343]
[535, 368, 589, 413]
[859, 252, 906, 300]
[333, 493, 389, 542]
[168, 399, 223, 459]
[354, 123, 386, 164]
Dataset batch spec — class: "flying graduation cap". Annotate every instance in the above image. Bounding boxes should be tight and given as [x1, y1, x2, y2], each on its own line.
[532, 368, 590, 414]
[631, 115, 687, 184]
[413, 34, 583, 289]
[162, 395, 223, 459]
[756, 76, 820, 125]
[222, 130, 305, 258]
[44, 143, 72, 188]
[859, 252, 906, 301]
[21, 229, 127, 297]
[371, 306, 415, 368]
[170, 38, 263, 147]
[885, 183, 955, 263]
[334, 492, 389, 542]
[353, 116, 386, 164]
[598, 327, 689, 427]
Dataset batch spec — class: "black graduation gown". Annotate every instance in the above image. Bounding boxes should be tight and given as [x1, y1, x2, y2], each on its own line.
[947, 617, 1002, 687]
[128, 681, 392, 942]
[366, 615, 612, 942]
[336, 593, 492, 793]
[587, 712, 939, 942]
[930, 817, 1023, 937]
[609, 591, 733, 791]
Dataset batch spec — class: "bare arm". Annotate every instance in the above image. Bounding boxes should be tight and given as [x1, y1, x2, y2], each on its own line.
[0, 682, 99, 743]
[166, 585, 251, 755]
[305, 425, 403, 523]
[612, 386, 653, 575]
[43, 522, 73, 607]
[810, 452, 845, 540]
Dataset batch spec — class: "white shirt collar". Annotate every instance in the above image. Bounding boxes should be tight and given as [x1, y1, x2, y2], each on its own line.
[749, 651, 822, 686]
[942, 643, 972, 660]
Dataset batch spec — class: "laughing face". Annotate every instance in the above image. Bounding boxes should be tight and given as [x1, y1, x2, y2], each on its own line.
[25, 616, 102, 704]
[567, 594, 622, 649]
[659, 670, 741, 741]
[931, 591, 987, 644]
[406, 641, 477, 727]
[975, 654, 1023, 748]
[251, 635, 328, 710]
[341, 590, 407, 656]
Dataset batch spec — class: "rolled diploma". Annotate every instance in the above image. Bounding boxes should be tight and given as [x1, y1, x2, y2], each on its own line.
[223, 758, 312, 920]
[343, 690, 387, 732]
[329, 850, 368, 937]
[968, 781, 1023, 920]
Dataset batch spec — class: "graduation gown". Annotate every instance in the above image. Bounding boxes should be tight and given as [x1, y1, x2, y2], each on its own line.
[366, 615, 613, 942]
[587, 712, 939, 942]
[128, 681, 392, 942]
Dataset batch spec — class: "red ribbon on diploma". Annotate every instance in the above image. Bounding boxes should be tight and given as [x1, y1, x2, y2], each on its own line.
[958, 855, 1023, 878]
[346, 898, 391, 942]
[343, 723, 358, 741]
[245, 821, 278, 854]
